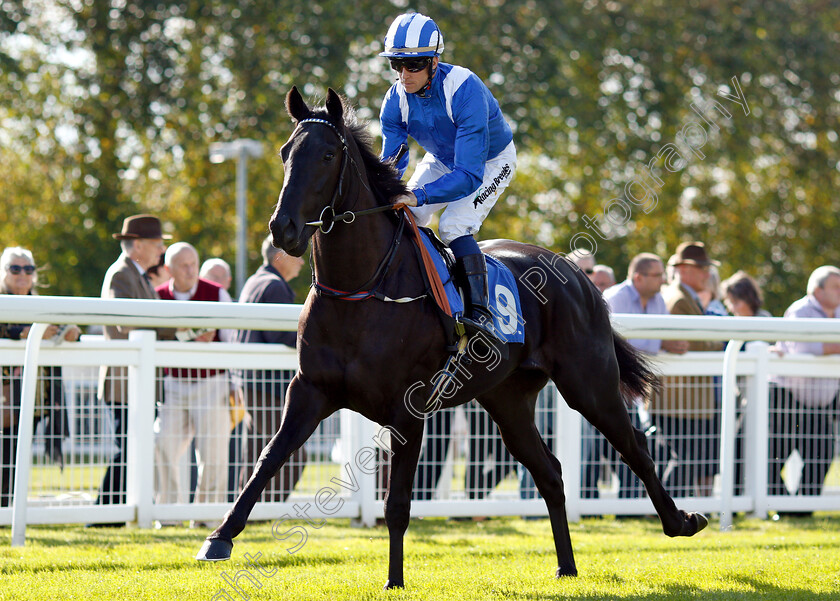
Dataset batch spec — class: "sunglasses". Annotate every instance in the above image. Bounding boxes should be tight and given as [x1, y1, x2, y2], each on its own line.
[389, 57, 431, 73]
[7, 264, 36, 275]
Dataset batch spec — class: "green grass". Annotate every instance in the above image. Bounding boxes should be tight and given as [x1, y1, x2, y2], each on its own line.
[1, 515, 838, 600]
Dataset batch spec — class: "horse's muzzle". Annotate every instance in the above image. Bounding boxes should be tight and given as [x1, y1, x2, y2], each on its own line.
[269, 211, 309, 256]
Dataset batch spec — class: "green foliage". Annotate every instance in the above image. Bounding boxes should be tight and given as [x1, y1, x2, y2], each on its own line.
[1, 1, 838, 313]
[1, 517, 839, 600]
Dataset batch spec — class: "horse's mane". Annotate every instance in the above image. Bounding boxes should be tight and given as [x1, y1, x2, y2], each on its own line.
[310, 104, 409, 207]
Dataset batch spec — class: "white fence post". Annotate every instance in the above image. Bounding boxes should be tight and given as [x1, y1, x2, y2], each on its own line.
[719, 339, 744, 531]
[556, 389, 582, 521]
[748, 341, 771, 518]
[356, 415, 379, 527]
[126, 330, 157, 527]
[11, 323, 49, 547]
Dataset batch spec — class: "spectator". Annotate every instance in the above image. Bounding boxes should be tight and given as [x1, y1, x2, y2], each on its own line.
[698, 265, 728, 317]
[236, 236, 305, 501]
[145, 253, 169, 288]
[585, 253, 686, 499]
[719, 270, 771, 495]
[91, 215, 176, 524]
[652, 242, 722, 497]
[1, 247, 78, 507]
[769, 266, 840, 507]
[197, 257, 236, 500]
[591, 264, 616, 293]
[606, 254, 689, 355]
[200, 258, 232, 294]
[155, 242, 234, 508]
[721, 271, 771, 317]
[569, 250, 596, 279]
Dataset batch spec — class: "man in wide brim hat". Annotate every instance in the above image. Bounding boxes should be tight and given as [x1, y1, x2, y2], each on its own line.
[112, 214, 172, 240]
[91, 213, 175, 522]
[655, 239, 723, 498]
[667, 241, 720, 268]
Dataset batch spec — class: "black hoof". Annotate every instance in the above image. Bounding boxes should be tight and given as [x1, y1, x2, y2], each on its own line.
[692, 512, 709, 533]
[196, 537, 233, 562]
[668, 511, 709, 537]
[383, 580, 404, 590]
[555, 565, 578, 578]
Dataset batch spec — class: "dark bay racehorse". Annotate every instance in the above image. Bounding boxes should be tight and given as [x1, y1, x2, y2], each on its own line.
[197, 87, 707, 589]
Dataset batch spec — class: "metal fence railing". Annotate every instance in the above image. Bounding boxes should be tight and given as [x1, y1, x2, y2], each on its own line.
[2, 296, 839, 546]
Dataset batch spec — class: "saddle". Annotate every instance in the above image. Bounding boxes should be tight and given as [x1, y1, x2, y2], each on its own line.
[400, 208, 524, 352]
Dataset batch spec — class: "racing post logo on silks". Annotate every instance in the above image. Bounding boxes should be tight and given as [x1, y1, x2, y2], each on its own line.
[473, 163, 512, 209]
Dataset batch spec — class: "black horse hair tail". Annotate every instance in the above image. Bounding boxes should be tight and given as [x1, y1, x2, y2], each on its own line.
[612, 332, 659, 406]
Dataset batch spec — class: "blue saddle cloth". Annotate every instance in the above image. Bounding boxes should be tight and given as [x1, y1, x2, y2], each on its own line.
[416, 229, 525, 344]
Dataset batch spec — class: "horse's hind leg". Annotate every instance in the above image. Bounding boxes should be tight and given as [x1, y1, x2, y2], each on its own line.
[555, 359, 707, 538]
[479, 382, 578, 578]
[196, 376, 334, 561]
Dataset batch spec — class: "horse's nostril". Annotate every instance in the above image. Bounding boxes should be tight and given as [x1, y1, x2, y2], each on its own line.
[269, 212, 299, 251]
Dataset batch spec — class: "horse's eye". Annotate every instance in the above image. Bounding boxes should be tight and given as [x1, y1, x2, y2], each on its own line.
[324, 152, 335, 161]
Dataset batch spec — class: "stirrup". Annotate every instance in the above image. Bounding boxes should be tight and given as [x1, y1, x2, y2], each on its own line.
[458, 313, 509, 359]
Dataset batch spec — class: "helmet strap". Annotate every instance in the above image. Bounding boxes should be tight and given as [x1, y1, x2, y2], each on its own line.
[415, 59, 437, 98]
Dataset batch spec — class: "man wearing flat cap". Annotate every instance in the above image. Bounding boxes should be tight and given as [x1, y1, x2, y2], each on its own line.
[91, 215, 176, 521]
[650, 241, 722, 498]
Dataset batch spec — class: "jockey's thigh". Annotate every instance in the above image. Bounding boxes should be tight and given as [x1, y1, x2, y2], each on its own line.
[406, 153, 450, 228]
[408, 142, 517, 245]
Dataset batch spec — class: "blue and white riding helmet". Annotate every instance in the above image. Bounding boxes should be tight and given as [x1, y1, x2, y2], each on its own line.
[380, 13, 444, 58]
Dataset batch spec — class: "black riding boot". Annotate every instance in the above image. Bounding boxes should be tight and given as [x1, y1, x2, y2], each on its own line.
[456, 254, 504, 345]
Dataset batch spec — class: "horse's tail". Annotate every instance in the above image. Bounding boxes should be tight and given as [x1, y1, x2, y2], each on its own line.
[612, 332, 658, 405]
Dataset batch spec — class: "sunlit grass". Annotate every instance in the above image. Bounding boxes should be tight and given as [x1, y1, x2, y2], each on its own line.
[1, 515, 838, 600]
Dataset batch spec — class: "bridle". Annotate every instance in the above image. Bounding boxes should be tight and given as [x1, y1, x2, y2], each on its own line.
[292, 117, 414, 302]
[294, 118, 353, 234]
[294, 117, 399, 234]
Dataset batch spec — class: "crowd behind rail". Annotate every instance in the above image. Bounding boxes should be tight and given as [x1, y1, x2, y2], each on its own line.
[2, 213, 839, 526]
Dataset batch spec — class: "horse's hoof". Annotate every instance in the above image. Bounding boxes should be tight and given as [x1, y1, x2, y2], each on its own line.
[692, 512, 709, 534]
[196, 537, 233, 562]
[383, 579, 404, 590]
[668, 511, 709, 537]
[555, 565, 578, 578]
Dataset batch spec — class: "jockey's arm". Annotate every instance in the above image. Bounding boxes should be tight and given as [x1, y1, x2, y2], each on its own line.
[410, 80, 489, 206]
[380, 89, 410, 176]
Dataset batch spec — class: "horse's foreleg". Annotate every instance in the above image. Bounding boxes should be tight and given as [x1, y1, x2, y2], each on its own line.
[196, 377, 333, 561]
[383, 417, 424, 590]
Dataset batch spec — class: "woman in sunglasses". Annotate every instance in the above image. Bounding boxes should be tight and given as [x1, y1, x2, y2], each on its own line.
[1, 247, 81, 341]
[379, 12, 517, 344]
[1, 246, 79, 506]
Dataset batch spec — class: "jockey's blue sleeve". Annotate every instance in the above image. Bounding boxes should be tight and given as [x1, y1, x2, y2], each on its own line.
[415, 77, 488, 205]
[380, 89, 410, 177]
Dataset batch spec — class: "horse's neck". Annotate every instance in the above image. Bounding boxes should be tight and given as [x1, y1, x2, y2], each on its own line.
[312, 181, 401, 293]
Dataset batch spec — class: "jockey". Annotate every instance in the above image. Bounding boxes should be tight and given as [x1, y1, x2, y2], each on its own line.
[380, 12, 517, 345]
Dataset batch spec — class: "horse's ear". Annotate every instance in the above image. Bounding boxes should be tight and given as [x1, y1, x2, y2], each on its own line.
[325, 88, 344, 124]
[285, 86, 309, 122]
